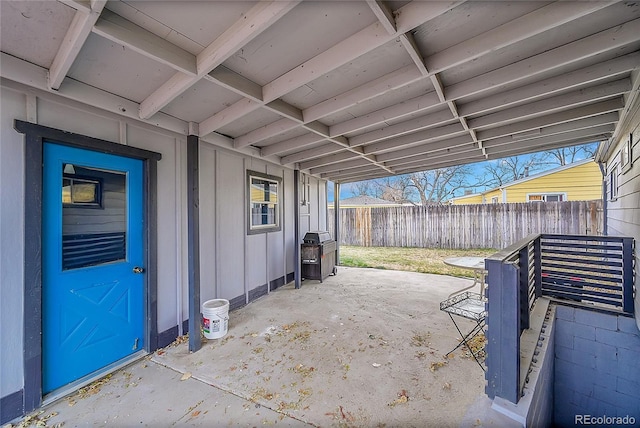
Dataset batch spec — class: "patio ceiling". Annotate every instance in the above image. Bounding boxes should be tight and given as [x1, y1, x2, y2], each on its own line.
[2, 1, 639, 183]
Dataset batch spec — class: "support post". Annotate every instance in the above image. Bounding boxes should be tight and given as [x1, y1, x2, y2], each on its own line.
[334, 182, 341, 264]
[294, 169, 301, 289]
[187, 134, 201, 352]
[485, 259, 521, 404]
[622, 237, 634, 314]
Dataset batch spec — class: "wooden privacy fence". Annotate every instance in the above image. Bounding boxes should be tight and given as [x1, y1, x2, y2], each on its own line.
[328, 200, 603, 249]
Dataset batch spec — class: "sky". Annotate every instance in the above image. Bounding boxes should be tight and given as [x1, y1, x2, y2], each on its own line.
[326, 143, 598, 203]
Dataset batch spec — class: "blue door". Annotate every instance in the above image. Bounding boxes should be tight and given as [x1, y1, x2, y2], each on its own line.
[43, 143, 145, 394]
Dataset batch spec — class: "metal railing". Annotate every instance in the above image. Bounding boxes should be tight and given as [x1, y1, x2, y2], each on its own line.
[484, 233, 635, 404]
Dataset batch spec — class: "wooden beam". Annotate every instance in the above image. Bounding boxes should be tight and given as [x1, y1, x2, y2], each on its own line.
[93, 10, 197, 75]
[280, 143, 346, 165]
[329, 91, 441, 136]
[310, 158, 374, 175]
[205, 66, 263, 101]
[350, 108, 455, 147]
[399, 33, 429, 76]
[48, 0, 107, 90]
[375, 135, 475, 162]
[366, 0, 396, 34]
[262, 1, 460, 103]
[483, 124, 615, 150]
[187, 134, 201, 352]
[139, 1, 299, 119]
[477, 98, 624, 141]
[199, 98, 262, 136]
[363, 123, 466, 154]
[457, 52, 640, 117]
[260, 134, 325, 157]
[234, 118, 299, 149]
[300, 151, 361, 170]
[322, 165, 386, 181]
[303, 65, 423, 123]
[479, 112, 619, 147]
[425, 1, 615, 75]
[446, 17, 640, 101]
[469, 79, 631, 129]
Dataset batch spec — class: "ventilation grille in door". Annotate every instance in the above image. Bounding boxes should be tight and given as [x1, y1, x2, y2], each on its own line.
[62, 232, 126, 270]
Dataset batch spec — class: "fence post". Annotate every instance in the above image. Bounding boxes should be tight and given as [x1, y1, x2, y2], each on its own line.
[534, 235, 542, 298]
[518, 246, 530, 331]
[622, 237, 634, 314]
[485, 259, 521, 404]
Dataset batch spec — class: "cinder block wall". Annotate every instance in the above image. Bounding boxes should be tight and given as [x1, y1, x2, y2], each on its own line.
[554, 306, 640, 426]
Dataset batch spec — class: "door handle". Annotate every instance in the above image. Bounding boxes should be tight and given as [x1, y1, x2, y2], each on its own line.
[133, 266, 145, 274]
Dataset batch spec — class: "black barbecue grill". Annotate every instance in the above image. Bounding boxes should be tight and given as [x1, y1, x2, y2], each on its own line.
[301, 231, 337, 282]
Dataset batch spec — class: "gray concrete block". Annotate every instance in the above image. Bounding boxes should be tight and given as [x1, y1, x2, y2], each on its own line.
[616, 377, 640, 398]
[595, 328, 640, 351]
[617, 347, 640, 370]
[593, 385, 635, 408]
[555, 344, 597, 369]
[593, 371, 617, 390]
[575, 309, 617, 331]
[555, 367, 595, 396]
[556, 305, 575, 322]
[618, 315, 640, 335]
[555, 320, 575, 347]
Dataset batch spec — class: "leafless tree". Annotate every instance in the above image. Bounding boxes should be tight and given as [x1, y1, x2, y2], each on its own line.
[544, 143, 597, 166]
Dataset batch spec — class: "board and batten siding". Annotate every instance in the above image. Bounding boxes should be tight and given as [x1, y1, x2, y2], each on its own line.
[0, 82, 327, 404]
[602, 97, 640, 326]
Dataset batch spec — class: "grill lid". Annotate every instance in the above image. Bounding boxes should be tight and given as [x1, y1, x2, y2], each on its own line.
[303, 231, 332, 244]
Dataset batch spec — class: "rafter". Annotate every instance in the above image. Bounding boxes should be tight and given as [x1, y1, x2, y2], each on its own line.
[477, 98, 624, 141]
[93, 10, 197, 75]
[138, 1, 299, 119]
[446, 17, 640, 101]
[468, 79, 631, 129]
[49, 0, 106, 90]
[425, 1, 614, 75]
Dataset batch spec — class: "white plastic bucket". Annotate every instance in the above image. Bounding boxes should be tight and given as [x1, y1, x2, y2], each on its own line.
[202, 299, 229, 339]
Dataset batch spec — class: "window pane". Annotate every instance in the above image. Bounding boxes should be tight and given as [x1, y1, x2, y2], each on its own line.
[62, 178, 72, 204]
[73, 181, 98, 203]
[62, 166, 127, 270]
[546, 195, 560, 202]
[528, 195, 542, 201]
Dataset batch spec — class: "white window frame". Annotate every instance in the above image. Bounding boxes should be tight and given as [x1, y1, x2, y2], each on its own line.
[621, 133, 633, 174]
[526, 192, 567, 202]
[491, 196, 499, 204]
[608, 168, 619, 201]
[247, 170, 282, 234]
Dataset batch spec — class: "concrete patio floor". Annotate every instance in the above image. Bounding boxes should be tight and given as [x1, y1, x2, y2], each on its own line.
[16, 267, 520, 427]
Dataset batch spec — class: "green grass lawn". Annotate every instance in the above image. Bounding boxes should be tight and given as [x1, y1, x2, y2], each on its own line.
[338, 246, 497, 278]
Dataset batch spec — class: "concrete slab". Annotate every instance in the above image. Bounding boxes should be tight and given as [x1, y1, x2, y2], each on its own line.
[153, 267, 497, 427]
[8, 267, 515, 427]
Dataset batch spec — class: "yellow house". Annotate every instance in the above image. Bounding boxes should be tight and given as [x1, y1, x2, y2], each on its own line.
[450, 158, 602, 204]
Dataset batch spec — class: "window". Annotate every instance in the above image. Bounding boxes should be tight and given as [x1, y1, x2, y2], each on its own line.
[491, 196, 499, 204]
[62, 165, 102, 207]
[247, 171, 281, 234]
[527, 193, 566, 202]
[621, 133, 633, 173]
[609, 168, 618, 201]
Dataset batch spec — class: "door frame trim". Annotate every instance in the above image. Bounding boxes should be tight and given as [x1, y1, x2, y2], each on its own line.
[14, 120, 162, 414]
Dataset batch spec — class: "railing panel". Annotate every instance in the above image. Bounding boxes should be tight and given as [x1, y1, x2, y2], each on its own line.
[485, 233, 634, 405]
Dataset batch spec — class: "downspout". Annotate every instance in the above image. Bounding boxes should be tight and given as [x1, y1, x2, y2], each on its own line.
[598, 161, 607, 235]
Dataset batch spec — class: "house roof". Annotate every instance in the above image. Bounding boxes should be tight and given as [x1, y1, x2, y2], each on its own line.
[2, 1, 639, 183]
[449, 158, 597, 201]
[335, 195, 399, 207]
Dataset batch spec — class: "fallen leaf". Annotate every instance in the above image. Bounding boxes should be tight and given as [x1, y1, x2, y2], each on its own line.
[443, 382, 451, 390]
[180, 372, 192, 381]
[372, 363, 381, 368]
[191, 410, 201, 417]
